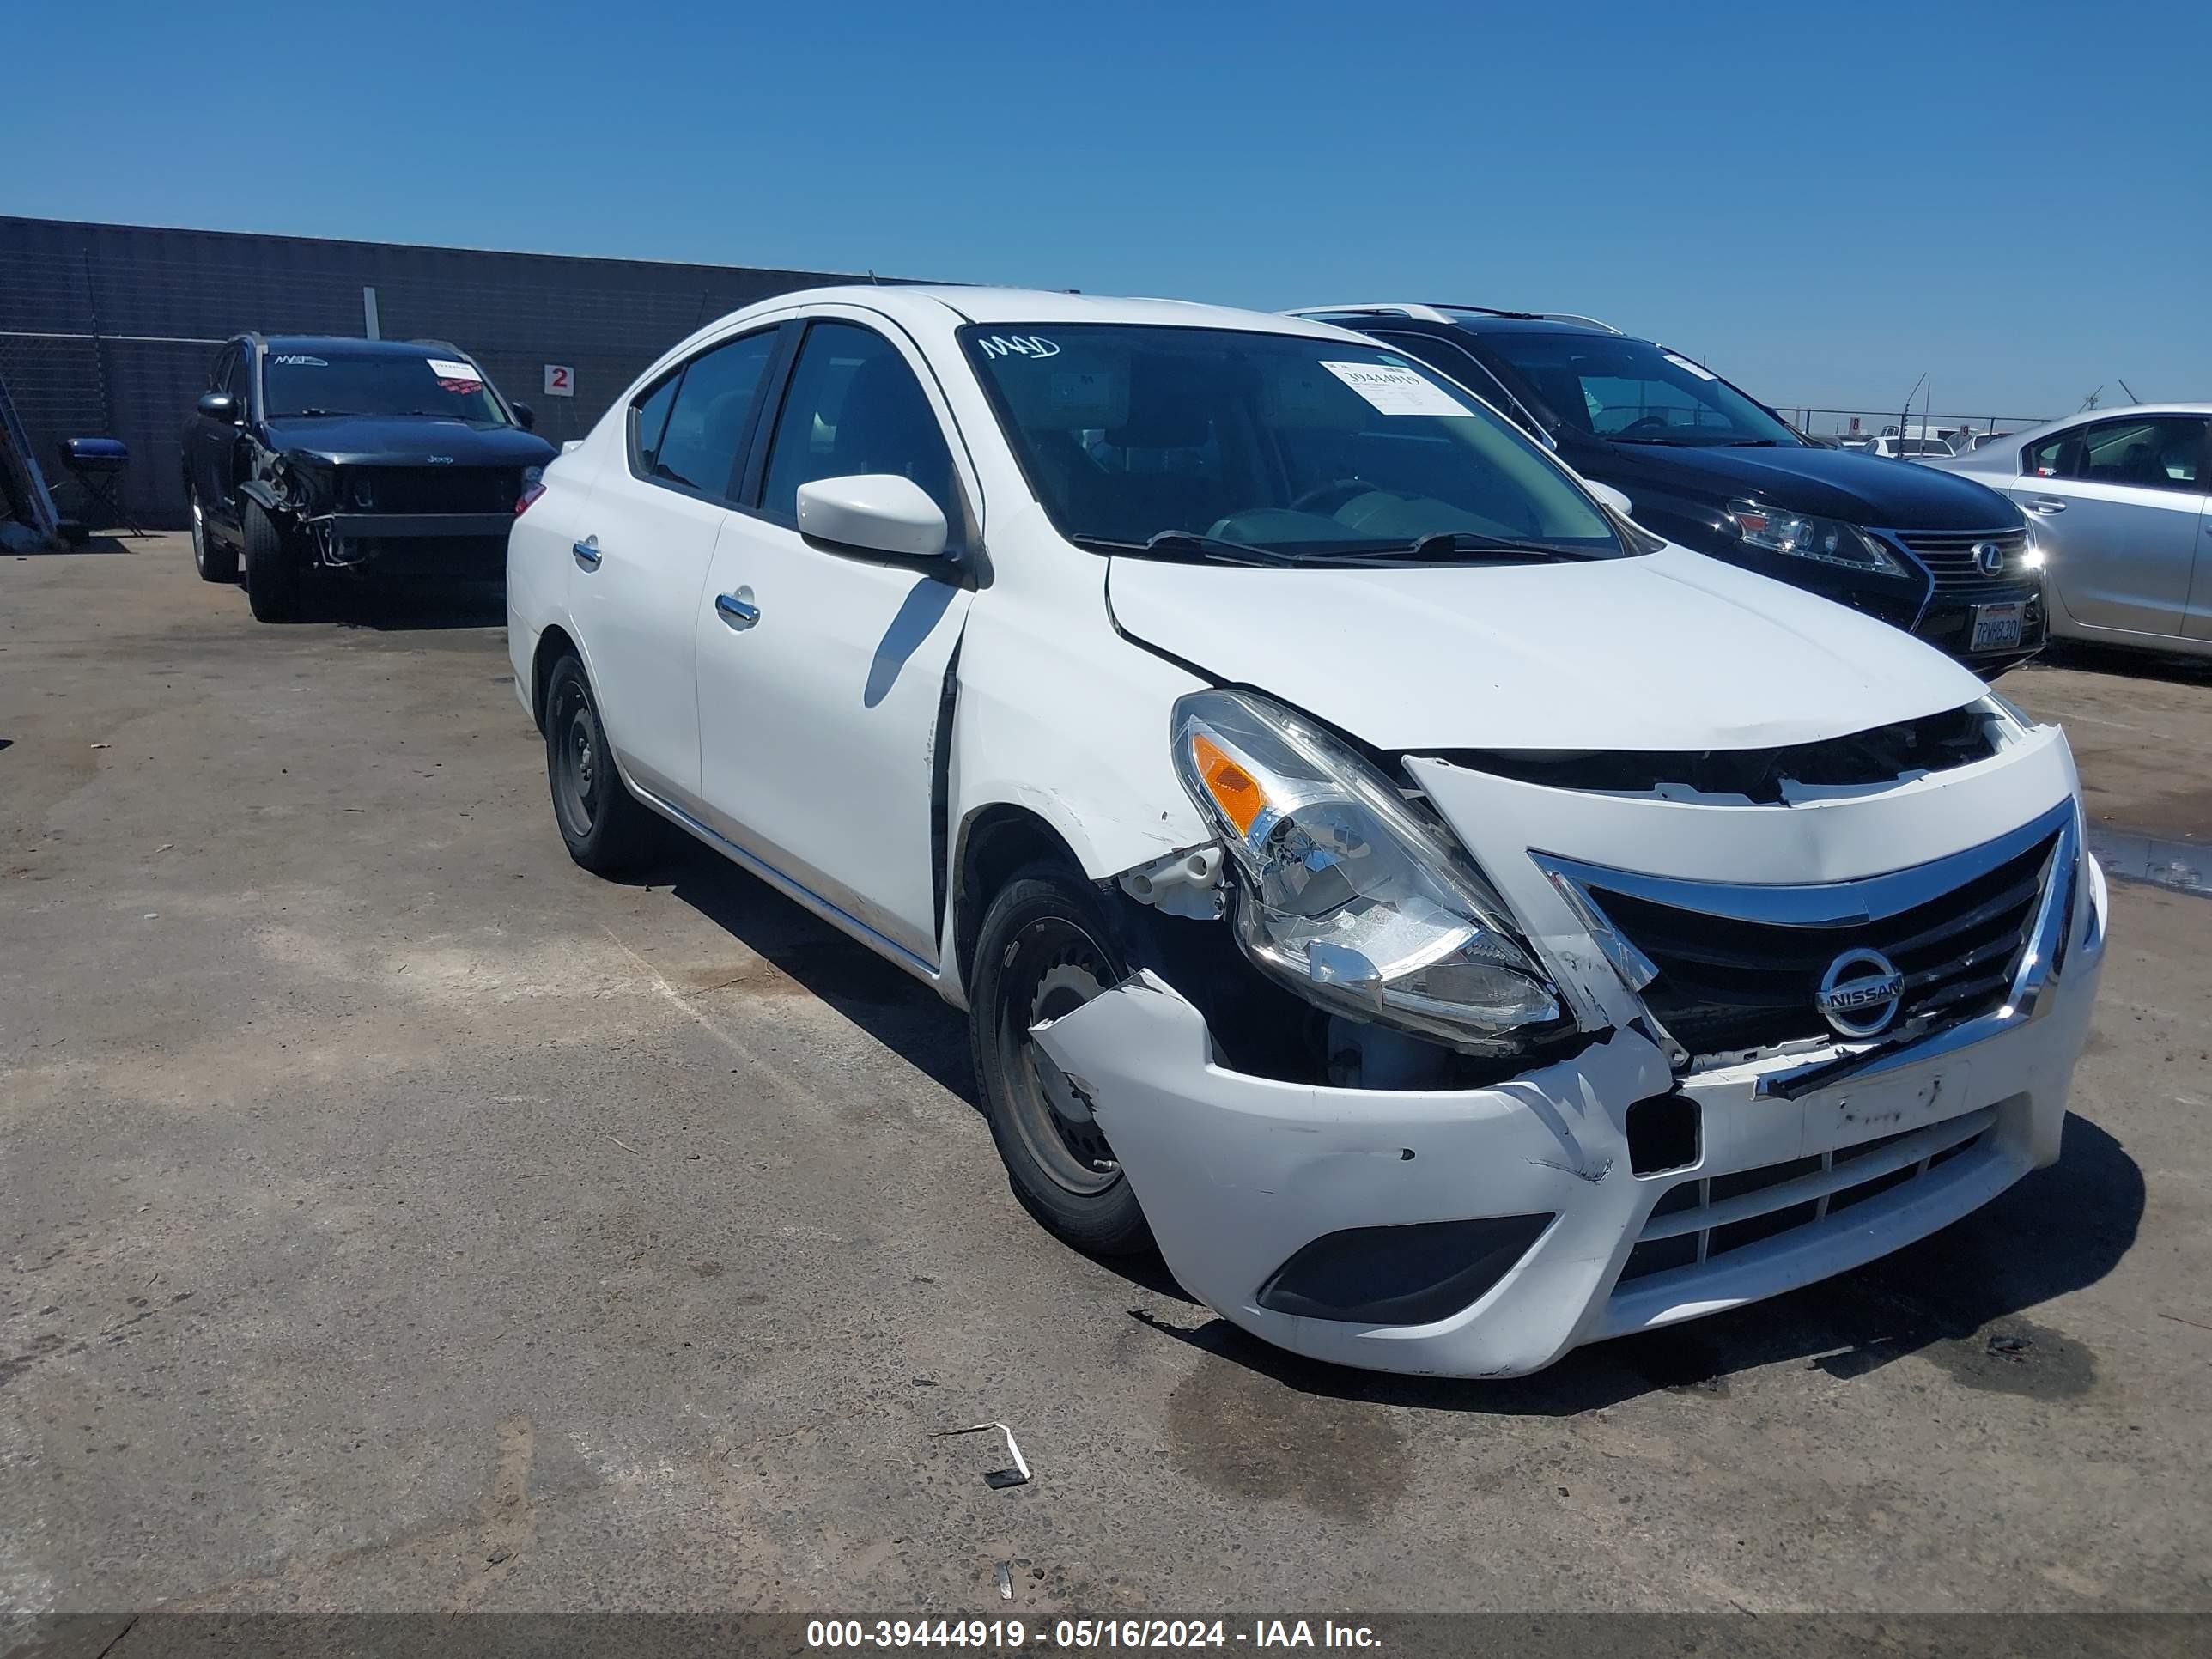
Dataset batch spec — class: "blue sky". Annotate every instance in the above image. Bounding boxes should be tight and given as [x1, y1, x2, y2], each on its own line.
[9, 1, 2207, 417]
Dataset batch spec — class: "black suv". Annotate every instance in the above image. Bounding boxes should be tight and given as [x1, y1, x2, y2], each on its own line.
[1300, 306, 2044, 674]
[182, 334, 556, 621]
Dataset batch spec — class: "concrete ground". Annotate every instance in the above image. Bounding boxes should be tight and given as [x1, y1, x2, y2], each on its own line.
[3, 533, 2209, 1617]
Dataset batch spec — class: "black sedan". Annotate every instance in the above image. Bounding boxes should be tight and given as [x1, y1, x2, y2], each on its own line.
[1297, 306, 2043, 675]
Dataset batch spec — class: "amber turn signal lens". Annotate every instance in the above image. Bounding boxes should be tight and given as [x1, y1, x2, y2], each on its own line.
[1192, 732, 1267, 837]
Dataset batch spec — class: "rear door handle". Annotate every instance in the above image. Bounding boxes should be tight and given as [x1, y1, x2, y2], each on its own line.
[572, 537, 601, 568]
[715, 590, 760, 628]
[2024, 498, 2067, 514]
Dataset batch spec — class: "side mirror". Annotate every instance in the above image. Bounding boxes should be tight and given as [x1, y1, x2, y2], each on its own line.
[1584, 480, 1634, 519]
[512, 401, 536, 431]
[795, 474, 948, 560]
[197, 391, 239, 422]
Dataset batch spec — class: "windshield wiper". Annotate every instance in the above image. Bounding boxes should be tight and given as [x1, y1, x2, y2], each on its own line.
[281, 408, 358, 418]
[1721, 438, 1786, 447]
[1069, 530, 1301, 568]
[1334, 532, 1601, 564]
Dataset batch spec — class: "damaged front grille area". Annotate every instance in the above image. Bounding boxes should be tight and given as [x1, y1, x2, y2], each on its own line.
[1434, 703, 2005, 805]
[1614, 1105, 1997, 1286]
[337, 465, 523, 515]
[1589, 828, 2054, 1059]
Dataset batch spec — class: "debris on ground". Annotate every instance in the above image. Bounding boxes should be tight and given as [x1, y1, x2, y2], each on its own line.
[995, 1561, 1014, 1600]
[1987, 1333, 2032, 1359]
[932, 1420, 1031, 1488]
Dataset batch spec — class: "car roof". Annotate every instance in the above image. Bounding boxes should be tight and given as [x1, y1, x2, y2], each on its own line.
[253, 334, 477, 357]
[1285, 304, 1621, 338]
[737, 284, 1355, 341]
[1976, 402, 2212, 452]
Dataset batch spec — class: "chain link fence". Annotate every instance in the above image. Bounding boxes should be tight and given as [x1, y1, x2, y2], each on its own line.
[1, 216, 875, 528]
[1775, 406, 2055, 451]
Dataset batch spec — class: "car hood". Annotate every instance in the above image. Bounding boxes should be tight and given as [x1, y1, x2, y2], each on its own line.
[1595, 441, 2020, 529]
[262, 415, 556, 469]
[1106, 545, 1988, 752]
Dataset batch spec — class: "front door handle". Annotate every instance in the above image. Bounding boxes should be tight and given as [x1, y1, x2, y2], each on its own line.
[2024, 497, 2067, 514]
[715, 590, 760, 629]
[572, 536, 601, 568]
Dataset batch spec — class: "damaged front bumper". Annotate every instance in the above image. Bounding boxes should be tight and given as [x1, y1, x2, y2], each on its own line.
[1034, 854, 2107, 1379]
[303, 512, 515, 577]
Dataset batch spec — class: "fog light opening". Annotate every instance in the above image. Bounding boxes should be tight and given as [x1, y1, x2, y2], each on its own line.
[1255, 1212, 1553, 1326]
[1628, 1091, 1701, 1177]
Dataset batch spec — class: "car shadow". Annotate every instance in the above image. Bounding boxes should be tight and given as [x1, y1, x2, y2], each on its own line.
[2021, 639, 2212, 687]
[319, 579, 507, 631]
[611, 833, 2145, 1406]
[621, 833, 978, 1105]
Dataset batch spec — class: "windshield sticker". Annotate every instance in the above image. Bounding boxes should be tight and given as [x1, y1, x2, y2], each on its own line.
[1662, 351, 1717, 381]
[427, 357, 483, 382]
[1319, 361, 1471, 418]
[270, 354, 328, 367]
[975, 334, 1060, 361]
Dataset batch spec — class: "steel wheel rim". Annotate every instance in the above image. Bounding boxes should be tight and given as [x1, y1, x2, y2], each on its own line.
[552, 688, 599, 838]
[997, 916, 1121, 1196]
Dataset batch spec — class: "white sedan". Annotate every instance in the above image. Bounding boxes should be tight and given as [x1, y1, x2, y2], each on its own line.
[1929, 404, 2212, 659]
[507, 287, 2106, 1376]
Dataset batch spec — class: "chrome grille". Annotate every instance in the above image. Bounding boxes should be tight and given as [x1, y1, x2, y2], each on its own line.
[1891, 527, 2032, 592]
[1614, 1108, 1997, 1286]
[1535, 803, 2075, 1065]
[1588, 833, 2054, 1059]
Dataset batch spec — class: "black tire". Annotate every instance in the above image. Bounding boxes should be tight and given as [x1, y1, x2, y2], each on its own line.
[543, 653, 655, 875]
[241, 501, 301, 622]
[189, 486, 237, 582]
[969, 865, 1152, 1256]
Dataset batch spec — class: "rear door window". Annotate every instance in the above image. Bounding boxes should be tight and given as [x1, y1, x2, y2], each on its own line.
[629, 372, 681, 478]
[637, 329, 780, 500]
[2075, 417, 2205, 491]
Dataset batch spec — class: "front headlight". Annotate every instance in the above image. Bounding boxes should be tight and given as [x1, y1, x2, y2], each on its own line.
[1170, 689, 1561, 1054]
[1726, 499, 1908, 576]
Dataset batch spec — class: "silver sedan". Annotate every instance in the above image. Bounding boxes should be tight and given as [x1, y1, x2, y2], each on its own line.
[1928, 404, 2211, 659]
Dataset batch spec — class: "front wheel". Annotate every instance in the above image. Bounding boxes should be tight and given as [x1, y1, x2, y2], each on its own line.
[190, 487, 237, 582]
[240, 501, 301, 622]
[969, 866, 1152, 1256]
[544, 653, 655, 875]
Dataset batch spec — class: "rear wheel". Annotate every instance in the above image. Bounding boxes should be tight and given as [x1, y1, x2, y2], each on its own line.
[544, 653, 654, 875]
[969, 866, 1152, 1255]
[189, 487, 236, 582]
[240, 501, 301, 622]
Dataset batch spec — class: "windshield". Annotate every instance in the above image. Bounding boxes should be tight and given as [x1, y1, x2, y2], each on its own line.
[263, 350, 510, 422]
[962, 325, 1624, 561]
[1474, 333, 1801, 448]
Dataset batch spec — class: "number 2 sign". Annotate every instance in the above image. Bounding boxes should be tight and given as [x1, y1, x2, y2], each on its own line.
[543, 364, 574, 398]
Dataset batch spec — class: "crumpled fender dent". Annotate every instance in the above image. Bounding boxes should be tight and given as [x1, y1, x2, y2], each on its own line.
[1034, 971, 1674, 1375]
